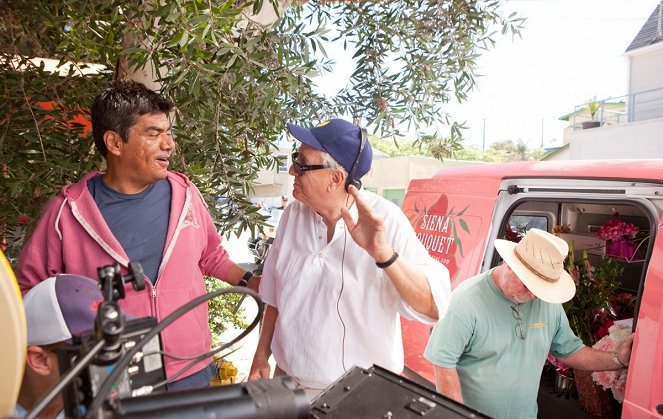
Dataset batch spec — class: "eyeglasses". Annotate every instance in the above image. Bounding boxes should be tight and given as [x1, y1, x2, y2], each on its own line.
[511, 305, 527, 340]
[291, 152, 331, 176]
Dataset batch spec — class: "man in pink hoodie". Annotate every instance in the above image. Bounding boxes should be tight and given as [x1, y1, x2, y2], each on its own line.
[17, 80, 258, 390]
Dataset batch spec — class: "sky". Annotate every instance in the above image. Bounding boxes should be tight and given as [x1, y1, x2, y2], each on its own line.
[315, 0, 661, 151]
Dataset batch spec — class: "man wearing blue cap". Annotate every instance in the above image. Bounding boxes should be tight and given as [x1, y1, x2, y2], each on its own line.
[248, 119, 450, 396]
[16, 275, 105, 418]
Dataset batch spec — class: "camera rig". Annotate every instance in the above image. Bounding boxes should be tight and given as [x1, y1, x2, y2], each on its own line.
[25, 262, 309, 419]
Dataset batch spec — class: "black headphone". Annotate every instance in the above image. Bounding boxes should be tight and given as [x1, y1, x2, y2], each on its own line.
[344, 127, 368, 192]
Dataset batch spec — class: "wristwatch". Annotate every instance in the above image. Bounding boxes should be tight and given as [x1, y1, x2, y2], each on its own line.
[376, 250, 399, 269]
[238, 271, 252, 287]
[612, 352, 627, 368]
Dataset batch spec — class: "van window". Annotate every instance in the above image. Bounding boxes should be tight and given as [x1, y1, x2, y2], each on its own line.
[508, 215, 548, 234]
[502, 200, 649, 296]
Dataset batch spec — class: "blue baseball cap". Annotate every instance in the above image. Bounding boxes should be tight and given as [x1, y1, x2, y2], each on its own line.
[23, 274, 103, 346]
[286, 119, 373, 179]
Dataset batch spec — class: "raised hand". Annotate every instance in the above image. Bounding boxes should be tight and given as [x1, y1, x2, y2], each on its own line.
[340, 185, 393, 262]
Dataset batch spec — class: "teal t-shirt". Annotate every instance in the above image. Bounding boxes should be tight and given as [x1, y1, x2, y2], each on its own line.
[424, 270, 584, 419]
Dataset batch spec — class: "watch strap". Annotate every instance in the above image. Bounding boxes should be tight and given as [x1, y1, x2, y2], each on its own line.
[376, 250, 399, 269]
[612, 352, 627, 368]
[239, 271, 252, 287]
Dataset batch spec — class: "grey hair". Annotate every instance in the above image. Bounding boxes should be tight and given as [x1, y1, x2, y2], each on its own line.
[320, 151, 346, 174]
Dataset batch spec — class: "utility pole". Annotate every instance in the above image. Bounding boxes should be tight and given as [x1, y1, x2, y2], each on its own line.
[482, 118, 486, 150]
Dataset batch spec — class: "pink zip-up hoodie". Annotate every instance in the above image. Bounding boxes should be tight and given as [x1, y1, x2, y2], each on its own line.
[18, 171, 236, 380]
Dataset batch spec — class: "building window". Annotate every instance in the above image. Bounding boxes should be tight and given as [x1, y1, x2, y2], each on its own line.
[276, 155, 288, 173]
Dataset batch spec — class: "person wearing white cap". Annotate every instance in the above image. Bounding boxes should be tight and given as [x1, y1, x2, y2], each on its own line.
[15, 274, 103, 419]
[249, 119, 450, 396]
[424, 228, 634, 419]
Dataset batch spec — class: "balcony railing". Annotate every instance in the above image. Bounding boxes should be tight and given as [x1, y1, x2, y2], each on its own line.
[572, 85, 663, 130]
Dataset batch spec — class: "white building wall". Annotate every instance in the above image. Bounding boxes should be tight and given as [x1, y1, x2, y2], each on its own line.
[628, 46, 663, 93]
[627, 45, 663, 121]
[569, 117, 663, 159]
[363, 156, 483, 195]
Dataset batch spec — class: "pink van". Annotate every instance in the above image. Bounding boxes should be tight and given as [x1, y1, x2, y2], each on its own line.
[401, 159, 663, 418]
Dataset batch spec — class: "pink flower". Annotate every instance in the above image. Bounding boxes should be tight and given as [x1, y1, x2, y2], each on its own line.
[596, 219, 638, 241]
[591, 324, 632, 403]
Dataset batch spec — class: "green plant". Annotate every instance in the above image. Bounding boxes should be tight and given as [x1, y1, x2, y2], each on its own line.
[0, 1, 525, 262]
[563, 244, 623, 345]
[0, 1, 525, 335]
[205, 277, 249, 346]
[586, 96, 601, 120]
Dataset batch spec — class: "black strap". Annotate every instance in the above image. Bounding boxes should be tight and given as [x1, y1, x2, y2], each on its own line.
[376, 251, 399, 269]
[239, 271, 252, 287]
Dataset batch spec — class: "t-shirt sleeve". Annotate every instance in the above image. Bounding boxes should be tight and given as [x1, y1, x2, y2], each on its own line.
[550, 306, 585, 358]
[424, 305, 474, 368]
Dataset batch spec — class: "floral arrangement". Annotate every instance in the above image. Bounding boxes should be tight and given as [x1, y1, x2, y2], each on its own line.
[563, 244, 623, 345]
[592, 324, 632, 403]
[596, 218, 638, 241]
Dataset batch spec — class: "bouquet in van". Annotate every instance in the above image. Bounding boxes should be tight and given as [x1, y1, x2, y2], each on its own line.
[563, 245, 622, 346]
[596, 218, 638, 241]
[592, 323, 632, 403]
[596, 218, 639, 259]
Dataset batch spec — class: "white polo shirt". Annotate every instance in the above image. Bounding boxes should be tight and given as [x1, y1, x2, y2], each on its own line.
[259, 190, 450, 389]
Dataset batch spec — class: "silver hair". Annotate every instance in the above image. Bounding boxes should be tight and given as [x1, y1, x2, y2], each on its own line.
[320, 151, 346, 174]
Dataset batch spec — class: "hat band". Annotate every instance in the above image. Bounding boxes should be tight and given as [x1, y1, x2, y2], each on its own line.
[514, 247, 559, 283]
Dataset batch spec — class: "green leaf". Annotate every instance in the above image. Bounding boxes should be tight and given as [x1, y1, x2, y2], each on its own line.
[459, 218, 470, 234]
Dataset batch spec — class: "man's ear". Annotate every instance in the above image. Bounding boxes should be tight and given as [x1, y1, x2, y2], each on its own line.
[329, 170, 346, 191]
[25, 346, 57, 376]
[103, 130, 124, 157]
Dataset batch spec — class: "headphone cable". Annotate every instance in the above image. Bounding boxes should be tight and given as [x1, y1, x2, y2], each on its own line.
[336, 195, 351, 372]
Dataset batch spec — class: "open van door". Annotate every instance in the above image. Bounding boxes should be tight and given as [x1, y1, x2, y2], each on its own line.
[486, 175, 663, 418]
[622, 210, 663, 419]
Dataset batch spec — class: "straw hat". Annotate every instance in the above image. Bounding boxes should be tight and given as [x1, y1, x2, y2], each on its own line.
[494, 228, 576, 303]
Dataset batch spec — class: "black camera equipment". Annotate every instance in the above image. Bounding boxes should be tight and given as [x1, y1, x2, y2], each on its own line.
[25, 262, 150, 419]
[58, 316, 166, 419]
[110, 375, 309, 419]
[56, 262, 167, 419]
[311, 365, 490, 418]
[25, 261, 309, 419]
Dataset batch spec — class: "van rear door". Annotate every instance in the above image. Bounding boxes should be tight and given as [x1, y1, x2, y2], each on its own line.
[487, 177, 663, 418]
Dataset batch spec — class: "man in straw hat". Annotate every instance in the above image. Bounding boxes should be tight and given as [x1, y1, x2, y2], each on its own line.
[424, 228, 634, 418]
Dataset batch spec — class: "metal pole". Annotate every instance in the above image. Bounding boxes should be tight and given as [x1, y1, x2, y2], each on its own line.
[482, 118, 486, 150]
